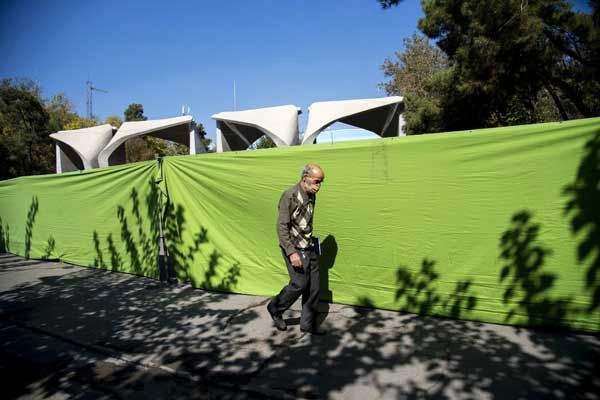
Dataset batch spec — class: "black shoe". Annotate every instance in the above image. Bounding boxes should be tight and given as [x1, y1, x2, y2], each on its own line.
[267, 302, 287, 331]
[300, 327, 326, 336]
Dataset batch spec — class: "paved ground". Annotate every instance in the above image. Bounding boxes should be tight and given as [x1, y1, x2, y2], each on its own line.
[1, 253, 599, 399]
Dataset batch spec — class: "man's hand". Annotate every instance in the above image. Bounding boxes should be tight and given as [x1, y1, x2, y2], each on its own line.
[289, 252, 302, 268]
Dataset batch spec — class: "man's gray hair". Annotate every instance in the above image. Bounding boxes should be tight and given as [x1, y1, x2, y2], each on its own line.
[301, 164, 322, 179]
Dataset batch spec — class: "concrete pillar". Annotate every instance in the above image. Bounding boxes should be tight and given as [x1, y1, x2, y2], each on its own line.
[55, 144, 79, 174]
[56, 145, 62, 174]
[216, 123, 231, 153]
[398, 113, 406, 136]
[189, 123, 206, 155]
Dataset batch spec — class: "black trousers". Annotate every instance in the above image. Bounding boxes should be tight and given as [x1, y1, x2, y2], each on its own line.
[270, 249, 320, 330]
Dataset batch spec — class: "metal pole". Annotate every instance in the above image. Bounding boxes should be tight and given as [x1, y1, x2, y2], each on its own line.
[155, 159, 174, 283]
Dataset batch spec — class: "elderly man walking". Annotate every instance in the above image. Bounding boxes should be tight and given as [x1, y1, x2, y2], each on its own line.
[267, 164, 325, 335]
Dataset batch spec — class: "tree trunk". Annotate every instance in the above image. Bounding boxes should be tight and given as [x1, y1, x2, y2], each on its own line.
[543, 83, 569, 120]
[27, 142, 33, 176]
[551, 77, 592, 118]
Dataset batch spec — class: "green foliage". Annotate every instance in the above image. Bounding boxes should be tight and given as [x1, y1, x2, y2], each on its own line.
[125, 137, 155, 163]
[124, 134, 180, 163]
[380, 33, 449, 100]
[380, 33, 450, 134]
[254, 135, 276, 149]
[123, 103, 153, 162]
[63, 115, 97, 130]
[46, 93, 98, 131]
[381, 0, 600, 133]
[420, 0, 599, 124]
[379, 0, 404, 9]
[147, 137, 188, 157]
[122, 103, 200, 161]
[124, 103, 147, 122]
[45, 93, 78, 132]
[0, 79, 52, 179]
[0, 78, 106, 178]
[104, 115, 123, 129]
[130, 122, 212, 160]
[197, 123, 213, 152]
[0, 82, 212, 177]
[202, 138, 214, 152]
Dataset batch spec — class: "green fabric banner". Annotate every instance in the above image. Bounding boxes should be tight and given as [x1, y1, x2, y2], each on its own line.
[0, 160, 161, 277]
[1, 118, 599, 331]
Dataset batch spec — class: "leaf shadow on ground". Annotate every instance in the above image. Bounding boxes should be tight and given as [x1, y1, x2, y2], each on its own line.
[2, 249, 599, 399]
[249, 245, 600, 399]
[250, 208, 598, 398]
[0, 257, 261, 399]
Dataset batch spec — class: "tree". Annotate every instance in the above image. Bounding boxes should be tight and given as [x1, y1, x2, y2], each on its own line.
[381, 34, 448, 99]
[428, 0, 600, 122]
[45, 93, 77, 132]
[63, 115, 97, 130]
[126, 137, 156, 163]
[45, 93, 97, 131]
[104, 115, 123, 129]
[202, 138, 214, 152]
[0, 79, 52, 179]
[197, 123, 214, 152]
[124, 103, 147, 122]
[44, 92, 100, 132]
[122, 103, 194, 161]
[123, 103, 153, 162]
[381, 0, 600, 131]
[379, 0, 404, 8]
[255, 135, 277, 149]
[380, 33, 450, 134]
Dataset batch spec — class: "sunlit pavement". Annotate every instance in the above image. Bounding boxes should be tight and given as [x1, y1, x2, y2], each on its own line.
[1, 253, 599, 400]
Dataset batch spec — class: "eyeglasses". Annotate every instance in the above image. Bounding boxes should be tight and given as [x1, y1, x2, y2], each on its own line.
[306, 177, 324, 185]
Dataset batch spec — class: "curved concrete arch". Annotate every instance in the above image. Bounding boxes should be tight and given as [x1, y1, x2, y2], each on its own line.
[212, 105, 301, 152]
[97, 116, 202, 168]
[301, 96, 405, 145]
[50, 124, 114, 173]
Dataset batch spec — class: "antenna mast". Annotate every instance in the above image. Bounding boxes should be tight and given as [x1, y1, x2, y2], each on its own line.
[86, 80, 108, 120]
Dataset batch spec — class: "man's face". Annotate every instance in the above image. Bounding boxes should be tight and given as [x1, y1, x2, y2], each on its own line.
[303, 170, 325, 194]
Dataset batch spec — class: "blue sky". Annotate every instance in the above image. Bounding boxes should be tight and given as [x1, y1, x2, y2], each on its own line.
[0, 1, 592, 143]
[316, 128, 379, 144]
[0, 0, 422, 141]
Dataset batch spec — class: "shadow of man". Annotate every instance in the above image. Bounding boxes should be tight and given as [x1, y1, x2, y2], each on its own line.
[318, 234, 338, 326]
